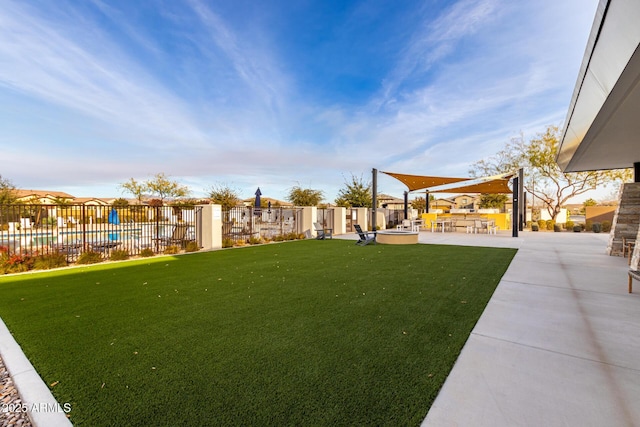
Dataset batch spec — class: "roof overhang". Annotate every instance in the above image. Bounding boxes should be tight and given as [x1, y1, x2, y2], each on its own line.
[558, 0, 640, 172]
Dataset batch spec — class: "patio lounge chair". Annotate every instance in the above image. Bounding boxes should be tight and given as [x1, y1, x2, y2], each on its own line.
[51, 240, 83, 256]
[90, 240, 121, 252]
[156, 223, 191, 247]
[354, 224, 376, 246]
[313, 222, 333, 240]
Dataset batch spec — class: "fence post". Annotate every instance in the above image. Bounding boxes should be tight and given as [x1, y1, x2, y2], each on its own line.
[81, 205, 87, 250]
[155, 206, 160, 253]
[197, 204, 222, 250]
[333, 207, 346, 235]
[300, 207, 316, 238]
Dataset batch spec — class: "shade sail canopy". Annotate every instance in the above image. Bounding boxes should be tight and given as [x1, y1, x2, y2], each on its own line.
[382, 171, 512, 194]
[432, 179, 512, 194]
[381, 172, 469, 192]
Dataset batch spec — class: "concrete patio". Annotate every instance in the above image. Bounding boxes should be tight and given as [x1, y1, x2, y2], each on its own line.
[414, 230, 640, 426]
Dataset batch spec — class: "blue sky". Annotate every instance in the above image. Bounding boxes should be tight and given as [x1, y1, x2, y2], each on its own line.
[0, 0, 599, 202]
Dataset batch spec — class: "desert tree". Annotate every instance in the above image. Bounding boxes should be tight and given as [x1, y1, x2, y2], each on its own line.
[286, 186, 324, 206]
[470, 125, 631, 220]
[145, 173, 190, 203]
[207, 184, 241, 211]
[335, 174, 372, 208]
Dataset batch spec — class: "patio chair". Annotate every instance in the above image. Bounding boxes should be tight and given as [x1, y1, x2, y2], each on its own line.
[623, 237, 636, 264]
[155, 223, 191, 247]
[628, 269, 639, 293]
[313, 222, 333, 240]
[90, 240, 121, 252]
[397, 219, 412, 231]
[474, 219, 488, 234]
[354, 224, 376, 246]
[52, 240, 83, 256]
[222, 221, 234, 237]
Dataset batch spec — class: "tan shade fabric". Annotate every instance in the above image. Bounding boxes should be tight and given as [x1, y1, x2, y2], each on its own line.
[435, 179, 512, 194]
[382, 171, 512, 194]
[381, 172, 469, 192]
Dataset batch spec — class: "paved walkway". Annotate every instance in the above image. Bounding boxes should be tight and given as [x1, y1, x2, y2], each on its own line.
[417, 230, 640, 426]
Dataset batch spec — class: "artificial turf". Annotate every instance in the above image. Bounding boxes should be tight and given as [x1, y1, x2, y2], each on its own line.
[0, 239, 516, 426]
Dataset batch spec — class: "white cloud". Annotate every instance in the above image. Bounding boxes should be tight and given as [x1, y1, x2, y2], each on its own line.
[0, 0, 600, 202]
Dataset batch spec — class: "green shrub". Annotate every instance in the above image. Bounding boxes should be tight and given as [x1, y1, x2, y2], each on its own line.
[249, 236, 262, 245]
[566, 220, 574, 229]
[553, 223, 562, 232]
[77, 251, 103, 265]
[140, 248, 155, 257]
[538, 220, 547, 230]
[531, 223, 539, 231]
[585, 220, 593, 231]
[222, 238, 235, 248]
[602, 220, 612, 232]
[110, 249, 130, 261]
[33, 253, 67, 270]
[573, 225, 582, 232]
[164, 245, 180, 255]
[185, 241, 200, 252]
[592, 222, 602, 233]
[546, 220, 555, 231]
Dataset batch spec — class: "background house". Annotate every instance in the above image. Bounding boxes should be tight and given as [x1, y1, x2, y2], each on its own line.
[377, 193, 405, 209]
[14, 189, 75, 204]
[429, 195, 481, 213]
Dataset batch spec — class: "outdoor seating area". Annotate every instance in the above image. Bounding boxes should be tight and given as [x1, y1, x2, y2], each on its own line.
[222, 206, 302, 243]
[397, 219, 423, 232]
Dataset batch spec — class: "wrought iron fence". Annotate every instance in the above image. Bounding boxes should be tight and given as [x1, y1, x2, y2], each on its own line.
[316, 208, 335, 232]
[222, 206, 302, 243]
[0, 204, 202, 263]
[384, 208, 405, 228]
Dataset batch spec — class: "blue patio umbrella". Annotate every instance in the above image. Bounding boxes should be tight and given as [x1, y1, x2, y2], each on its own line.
[254, 188, 262, 216]
[108, 208, 120, 225]
[107, 208, 120, 241]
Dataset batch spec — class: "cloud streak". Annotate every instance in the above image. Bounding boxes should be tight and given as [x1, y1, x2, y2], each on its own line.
[0, 0, 600, 201]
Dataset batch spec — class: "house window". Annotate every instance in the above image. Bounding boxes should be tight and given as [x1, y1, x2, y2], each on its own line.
[462, 198, 467, 205]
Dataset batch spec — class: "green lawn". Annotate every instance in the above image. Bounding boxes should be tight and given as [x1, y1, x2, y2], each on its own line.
[0, 240, 516, 426]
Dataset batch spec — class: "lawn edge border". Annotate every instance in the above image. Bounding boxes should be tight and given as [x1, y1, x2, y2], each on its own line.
[0, 317, 72, 427]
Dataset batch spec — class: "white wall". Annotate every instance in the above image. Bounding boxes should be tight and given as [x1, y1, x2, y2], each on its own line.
[198, 204, 222, 250]
[540, 208, 567, 223]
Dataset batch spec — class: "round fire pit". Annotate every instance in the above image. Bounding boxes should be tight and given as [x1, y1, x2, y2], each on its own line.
[376, 230, 419, 244]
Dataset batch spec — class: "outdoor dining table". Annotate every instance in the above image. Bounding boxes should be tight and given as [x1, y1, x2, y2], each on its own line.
[430, 219, 451, 233]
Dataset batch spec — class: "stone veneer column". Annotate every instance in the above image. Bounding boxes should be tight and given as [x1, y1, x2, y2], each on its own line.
[607, 183, 640, 256]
